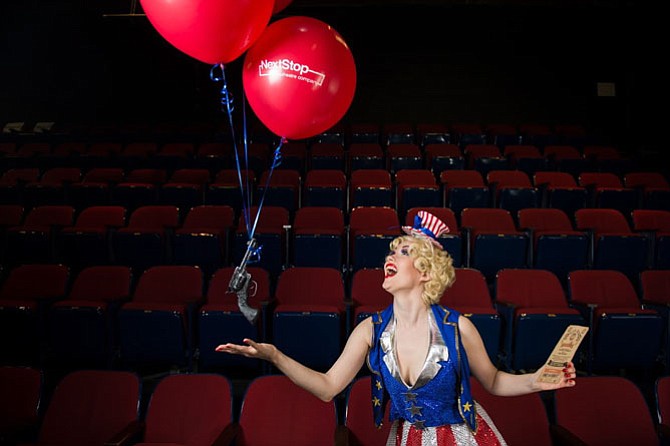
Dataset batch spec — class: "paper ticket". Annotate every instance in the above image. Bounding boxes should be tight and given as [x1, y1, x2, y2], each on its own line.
[537, 325, 589, 384]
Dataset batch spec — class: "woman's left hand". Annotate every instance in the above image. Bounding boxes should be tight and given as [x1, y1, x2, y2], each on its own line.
[530, 361, 577, 392]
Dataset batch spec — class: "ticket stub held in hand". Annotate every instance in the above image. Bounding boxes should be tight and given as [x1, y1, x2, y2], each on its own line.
[537, 325, 589, 384]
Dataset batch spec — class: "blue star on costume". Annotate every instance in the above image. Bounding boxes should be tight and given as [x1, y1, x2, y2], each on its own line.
[367, 305, 477, 432]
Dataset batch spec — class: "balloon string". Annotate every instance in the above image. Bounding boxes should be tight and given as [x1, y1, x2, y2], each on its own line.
[241, 90, 253, 237]
[208, 63, 281, 263]
[209, 63, 252, 236]
[249, 137, 285, 241]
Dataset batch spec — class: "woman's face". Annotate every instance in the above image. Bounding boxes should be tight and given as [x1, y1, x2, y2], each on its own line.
[382, 241, 425, 294]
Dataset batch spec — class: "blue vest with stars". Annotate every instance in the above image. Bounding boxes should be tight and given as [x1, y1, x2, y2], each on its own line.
[367, 304, 477, 431]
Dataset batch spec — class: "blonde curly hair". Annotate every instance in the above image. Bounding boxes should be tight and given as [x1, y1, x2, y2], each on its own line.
[388, 235, 456, 306]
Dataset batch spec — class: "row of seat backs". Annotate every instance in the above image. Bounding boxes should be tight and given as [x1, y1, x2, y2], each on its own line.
[0, 121, 600, 150]
[5, 263, 668, 315]
[3, 367, 664, 446]
[8, 198, 669, 237]
[0, 134, 618, 159]
[0, 367, 234, 446]
[3, 165, 664, 190]
[0, 147, 637, 189]
[5, 173, 664, 282]
[0, 264, 344, 310]
[2, 201, 667, 299]
[2, 261, 668, 371]
[3, 167, 666, 205]
[2, 173, 670, 251]
[8, 202, 666, 236]
[0, 141, 627, 165]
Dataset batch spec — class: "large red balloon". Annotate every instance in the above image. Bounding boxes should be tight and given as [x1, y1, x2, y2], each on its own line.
[243, 16, 356, 140]
[273, 0, 292, 14]
[141, 0, 274, 64]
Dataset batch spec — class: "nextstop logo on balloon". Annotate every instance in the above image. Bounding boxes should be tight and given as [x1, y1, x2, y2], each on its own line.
[258, 59, 326, 86]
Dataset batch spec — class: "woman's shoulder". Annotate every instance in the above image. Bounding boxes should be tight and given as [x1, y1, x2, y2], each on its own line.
[351, 315, 375, 348]
[431, 304, 462, 322]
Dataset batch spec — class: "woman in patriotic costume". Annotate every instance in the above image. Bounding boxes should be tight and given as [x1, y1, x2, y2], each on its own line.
[217, 210, 577, 445]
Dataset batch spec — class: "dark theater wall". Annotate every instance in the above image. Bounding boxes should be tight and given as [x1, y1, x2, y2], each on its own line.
[0, 1, 664, 151]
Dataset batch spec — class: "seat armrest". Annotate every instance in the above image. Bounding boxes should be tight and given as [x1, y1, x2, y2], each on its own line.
[494, 300, 516, 368]
[568, 301, 596, 322]
[494, 300, 516, 318]
[461, 226, 472, 267]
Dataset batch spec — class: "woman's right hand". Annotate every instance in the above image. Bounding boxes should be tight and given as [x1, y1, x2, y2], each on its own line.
[215, 338, 278, 362]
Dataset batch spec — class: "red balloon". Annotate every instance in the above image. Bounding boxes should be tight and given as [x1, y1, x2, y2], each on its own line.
[243, 17, 356, 140]
[141, 0, 274, 64]
[273, 0, 292, 14]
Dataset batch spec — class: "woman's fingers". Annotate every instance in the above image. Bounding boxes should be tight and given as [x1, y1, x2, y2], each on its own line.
[244, 338, 261, 349]
[215, 343, 235, 353]
[561, 362, 576, 386]
[215, 339, 274, 362]
[215, 343, 253, 355]
[215, 340, 265, 359]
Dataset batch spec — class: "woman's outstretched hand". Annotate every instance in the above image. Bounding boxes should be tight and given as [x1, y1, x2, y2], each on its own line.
[530, 361, 577, 392]
[215, 338, 277, 362]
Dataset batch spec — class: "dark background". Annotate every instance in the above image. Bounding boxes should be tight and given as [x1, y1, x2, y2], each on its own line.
[1, 0, 665, 153]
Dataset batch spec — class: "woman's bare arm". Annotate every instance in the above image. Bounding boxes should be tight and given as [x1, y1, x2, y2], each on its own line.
[216, 317, 373, 402]
[459, 315, 576, 396]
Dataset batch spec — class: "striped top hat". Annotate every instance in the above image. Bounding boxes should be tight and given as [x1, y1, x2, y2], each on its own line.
[402, 210, 449, 248]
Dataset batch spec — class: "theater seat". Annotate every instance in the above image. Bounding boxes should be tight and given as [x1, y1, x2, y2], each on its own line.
[0, 366, 42, 444]
[551, 376, 658, 446]
[441, 268, 501, 364]
[134, 373, 236, 446]
[470, 377, 552, 446]
[495, 268, 586, 371]
[234, 375, 338, 446]
[568, 269, 662, 371]
[23, 370, 140, 446]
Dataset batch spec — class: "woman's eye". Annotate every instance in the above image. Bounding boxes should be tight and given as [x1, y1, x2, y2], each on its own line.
[400, 247, 410, 256]
[387, 250, 395, 257]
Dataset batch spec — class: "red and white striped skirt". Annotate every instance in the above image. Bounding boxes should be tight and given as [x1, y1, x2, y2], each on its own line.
[386, 403, 507, 446]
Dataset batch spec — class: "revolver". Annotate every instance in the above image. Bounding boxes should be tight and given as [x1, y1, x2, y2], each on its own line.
[228, 238, 259, 323]
[229, 238, 258, 293]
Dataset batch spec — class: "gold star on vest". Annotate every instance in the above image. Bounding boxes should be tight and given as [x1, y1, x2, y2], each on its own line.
[463, 401, 473, 412]
[413, 420, 426, 430]
[375, 380, 382, 390]
[408, 403, 422, 416]
[373, 396, 381, 407]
